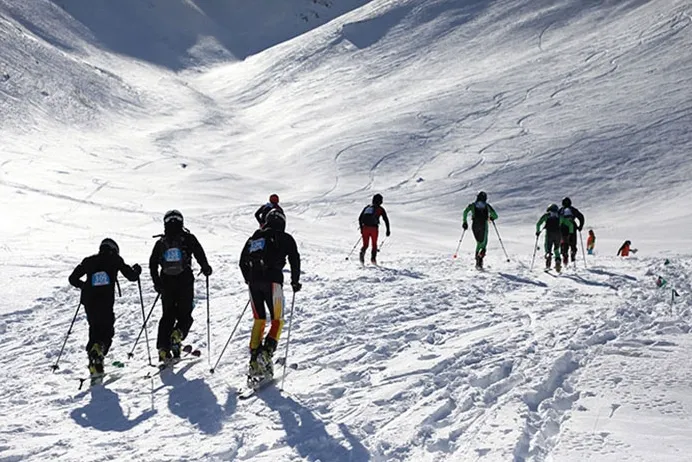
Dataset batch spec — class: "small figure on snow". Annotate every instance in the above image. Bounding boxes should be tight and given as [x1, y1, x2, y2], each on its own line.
[558, 197, 585, 266]
[617, 240, 637, 257]
[462, 191, 498, 270]
[255, 194, 284, 228]
[586, 229, 596, 255]
[149, 210, 212, 363]
[239, 209, 301, 384]
[358, 193, 391, 265]
[68, 238, 141, 376]
[536, 204, 573, 272]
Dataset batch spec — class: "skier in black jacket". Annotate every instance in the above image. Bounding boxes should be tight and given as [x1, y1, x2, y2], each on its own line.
[558, 197, 585, 266]
[149, 210, 212, 362]
[69, 238, 141, 375]
[239, 209, 301, 382]
[255, 194, 284, 228]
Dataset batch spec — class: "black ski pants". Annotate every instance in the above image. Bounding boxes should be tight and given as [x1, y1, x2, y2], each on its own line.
[84, 304, 115, 356]
[157, 278, 194, 350]
[560, 232, 578, 263]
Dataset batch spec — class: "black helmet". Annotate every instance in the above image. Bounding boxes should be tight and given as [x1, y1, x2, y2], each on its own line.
[372, 194, 383, 205]
[547, 203, 558, 213]
[265, 209, 286, 231]
[562, 197, 571, 207]
[99, 238, 119, 255]
[164, 209, 184, 235]
[477, 191, 487, 202]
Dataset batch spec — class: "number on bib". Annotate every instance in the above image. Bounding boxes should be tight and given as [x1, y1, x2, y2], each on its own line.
[249, 238, 266, 253]
[164, 248, 183, 262]
[91, 271, 111, 287]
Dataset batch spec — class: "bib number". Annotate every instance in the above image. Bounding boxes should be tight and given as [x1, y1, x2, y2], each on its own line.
[91, 271, 110, 287]
[249, 238, 266, 253]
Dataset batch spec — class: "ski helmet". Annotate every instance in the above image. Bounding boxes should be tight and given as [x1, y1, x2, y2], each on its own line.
[265, 209, 286, 231]
[269, 194, 279, 205]
[99, 238, 119, 255]
[547, 203, 558, 213]
[164, 209, 184, 224]
[477, 191, 487, 202]
[372, 194, 383, 205]
[562, 197, 571, 207]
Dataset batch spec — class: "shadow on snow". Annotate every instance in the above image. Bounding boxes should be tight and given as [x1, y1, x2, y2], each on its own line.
[70, 386, 155, 431]
[259, 386, 370, 461]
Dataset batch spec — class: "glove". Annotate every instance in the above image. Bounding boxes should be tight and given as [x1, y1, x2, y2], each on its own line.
[462, 222, 468, 230]
[154, 282, 163, 294]
[386, 230, 391, 237]
[578, 226, 583, 232]
[202, 265, 213, 277]
[132, 264, 142, 276]
[291, 281, 302, 293]
[535, 231, 541, 236]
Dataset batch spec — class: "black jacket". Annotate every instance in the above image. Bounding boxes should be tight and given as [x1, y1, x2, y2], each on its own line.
[69, 252, 139, 307]
[239, 227, 300, 285]
[149, 230, 210, 288]
[358, 204, 390, 231]
[558, 206, 585, 234]
[255, 203, 284, 226]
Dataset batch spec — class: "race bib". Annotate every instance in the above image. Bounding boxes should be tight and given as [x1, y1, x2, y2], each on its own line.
[91, 271, 110, 287]
[363, 206, 375, 215]
[164, 248, 183, 262]
[249, 238, 266, 253]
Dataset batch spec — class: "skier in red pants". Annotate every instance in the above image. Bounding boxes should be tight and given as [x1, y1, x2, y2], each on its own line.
[358, 194, 391, 264]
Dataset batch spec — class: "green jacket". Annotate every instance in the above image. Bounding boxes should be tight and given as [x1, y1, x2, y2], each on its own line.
[536, 213, 573, 234]
[463, 202, 498, 225]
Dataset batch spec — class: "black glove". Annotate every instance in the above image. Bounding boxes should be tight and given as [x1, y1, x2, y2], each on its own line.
[462, 222, 468, 230]
[535, 231, 541, 236]
[154, 282, 163, 294]
[386, 230, 391, 237]
[291, 281, 302, 293]
[132, 264, 142, 276]
[578, 226, 583, 232]
[202, 265, 212, 277]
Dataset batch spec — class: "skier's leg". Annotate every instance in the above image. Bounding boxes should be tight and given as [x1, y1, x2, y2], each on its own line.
[359, 228, 368, 263]
[560, 233, 569, 265]
[370, 227, 379, 263]
[174, 281, 195, 340]
[266, 282, 285, 347]
[570, 233, 578, 262]
[156, 288, 176, 353]
[544, 235, 552, 268]
[249, 284, 268, 352]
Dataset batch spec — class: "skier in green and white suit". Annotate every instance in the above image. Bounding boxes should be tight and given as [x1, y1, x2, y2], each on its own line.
[462, 191, 498, 269]
[536, 204, 574, 272]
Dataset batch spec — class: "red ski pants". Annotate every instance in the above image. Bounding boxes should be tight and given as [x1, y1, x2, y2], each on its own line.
[361, 226, 379, 252]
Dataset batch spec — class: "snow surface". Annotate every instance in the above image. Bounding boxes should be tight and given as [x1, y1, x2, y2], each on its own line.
[1, 0, 691, 460]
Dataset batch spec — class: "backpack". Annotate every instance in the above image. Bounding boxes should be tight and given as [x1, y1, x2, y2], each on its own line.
[160, 234, 186, 276]
[473, 201, 489, 222]
[544, 211, 560, 233]
[361, 205, 380, 227]
[246, 232, 279, 280]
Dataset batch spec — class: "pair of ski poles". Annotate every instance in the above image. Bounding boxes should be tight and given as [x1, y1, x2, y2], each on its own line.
[452, 221, 510, 262]
[530, 229, 588, 271]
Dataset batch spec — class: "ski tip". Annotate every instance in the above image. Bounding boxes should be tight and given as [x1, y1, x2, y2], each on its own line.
[191, 350, 202, 357]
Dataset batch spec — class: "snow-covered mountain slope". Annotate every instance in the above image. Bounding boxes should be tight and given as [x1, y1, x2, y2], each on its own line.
[1, 0, 691, 461]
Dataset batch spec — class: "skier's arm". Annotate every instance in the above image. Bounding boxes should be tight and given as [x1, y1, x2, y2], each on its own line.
[284, 235, 301, 285]
[254, 205, 265, 225]
[573, 207, 585, 230]
[488, 205, 498, 221]
[149, 241, 162, 288]
[190, 234, 211, 274]
[462, 203, 473, 224]
[617, 243, 625, 256]
[358, 208, 365, 229]
[68, 261, 87, 289]
[239, 240, 251, 283]
[118, 256, 141, 282]
[536, 214, 548, 233]
[381, 208, 391, 234]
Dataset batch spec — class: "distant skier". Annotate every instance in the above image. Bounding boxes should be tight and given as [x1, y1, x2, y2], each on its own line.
[239, 209, 301, 384]
[462, 191, 498, 269]
[536, 204, 573, 272]
[558, 197, 585, 266]
[68, 238, 141, 376]
[586, 229, 596, 255]
[617, 240, 637, 256]
[255, 194, 284, 228]
[149, 210, 212, 363]
[358, 193, 391, 265]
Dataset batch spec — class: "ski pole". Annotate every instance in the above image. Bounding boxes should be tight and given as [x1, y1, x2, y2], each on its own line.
[345, 236, 361, 260]
[128, 293, 160, 360]
[206, 275, 211, 367]
[492, 221, 511, 262]
[453, 229, 466, 259]
[281, 292, 297, 391]
[137, 279, 153, 366]
[579, 229, 588, 269]
[377, 236, 388, 253]
[529, 231, 541, 271]
[51, 301, 81, 372]
[209, 299, 250, 374]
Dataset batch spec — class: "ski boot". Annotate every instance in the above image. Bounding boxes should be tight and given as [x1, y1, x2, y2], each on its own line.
[555, 260, 562, 273]
[170, 328, 183, 359]
[260, 337, 278, 378]
[359, 248, 366, 265]
[88, 343, 105, 385]
[158, 348, 172, 364]
[571, 252, 577, 264]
